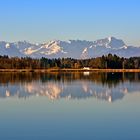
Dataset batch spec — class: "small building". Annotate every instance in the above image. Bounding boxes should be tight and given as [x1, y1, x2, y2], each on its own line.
[83, 67, 90, 70]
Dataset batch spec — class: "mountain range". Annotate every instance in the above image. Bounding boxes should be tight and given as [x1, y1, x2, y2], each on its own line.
[0, 37, 140, 58]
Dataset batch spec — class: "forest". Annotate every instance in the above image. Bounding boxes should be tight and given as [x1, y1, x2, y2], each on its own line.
[0, 54, 140, 69]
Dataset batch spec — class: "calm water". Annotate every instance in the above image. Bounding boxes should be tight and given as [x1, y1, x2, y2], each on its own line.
[0, 72, 140, 140]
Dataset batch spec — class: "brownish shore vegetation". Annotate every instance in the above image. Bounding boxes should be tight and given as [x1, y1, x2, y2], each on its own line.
[0, 54, 140, 71]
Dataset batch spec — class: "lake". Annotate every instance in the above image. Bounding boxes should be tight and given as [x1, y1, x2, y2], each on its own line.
[0, 72, 140, 140]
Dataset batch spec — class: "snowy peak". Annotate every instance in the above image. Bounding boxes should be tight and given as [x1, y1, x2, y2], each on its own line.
[107, 37, 126, 49]
[5, 43, 11, 49]
[93, 37, 126, 49]
[108, 36, 119, 42]
[40, 41, 63, 55]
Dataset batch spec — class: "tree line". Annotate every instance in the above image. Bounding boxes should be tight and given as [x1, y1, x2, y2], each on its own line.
[0, 54, 140, 69]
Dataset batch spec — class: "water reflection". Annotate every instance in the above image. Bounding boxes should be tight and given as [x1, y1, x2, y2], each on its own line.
[0, 72, 140, 102]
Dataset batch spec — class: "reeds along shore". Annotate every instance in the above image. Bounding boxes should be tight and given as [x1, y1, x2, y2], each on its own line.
[0, 69, 140, 73]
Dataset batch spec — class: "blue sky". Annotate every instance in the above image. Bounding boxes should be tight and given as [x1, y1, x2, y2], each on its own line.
[0, 0, 140, 46]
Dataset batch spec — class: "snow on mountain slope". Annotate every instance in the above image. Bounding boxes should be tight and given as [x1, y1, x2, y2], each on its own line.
[0, 41, 24, 57]
[0, 37, 140, 58]
[81, 37, 137, 58]
[92, 37, 126, 49]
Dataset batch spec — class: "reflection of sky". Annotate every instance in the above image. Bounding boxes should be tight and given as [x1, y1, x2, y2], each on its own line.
[0, 93, 140, 140]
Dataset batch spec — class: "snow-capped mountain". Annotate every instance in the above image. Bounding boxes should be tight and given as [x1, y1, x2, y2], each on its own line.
[0, 37, 140, 58]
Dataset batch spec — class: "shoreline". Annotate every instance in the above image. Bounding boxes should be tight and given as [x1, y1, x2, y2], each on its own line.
[0, 69, 140, 73]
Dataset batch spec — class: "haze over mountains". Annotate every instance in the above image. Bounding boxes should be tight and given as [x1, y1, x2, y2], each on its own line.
[0, 37, 140, 58]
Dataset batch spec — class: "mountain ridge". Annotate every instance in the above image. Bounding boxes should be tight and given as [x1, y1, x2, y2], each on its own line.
[0, 37, 140, 58]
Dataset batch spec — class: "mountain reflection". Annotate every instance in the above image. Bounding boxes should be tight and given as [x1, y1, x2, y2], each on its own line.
[0, 72, 140, 102]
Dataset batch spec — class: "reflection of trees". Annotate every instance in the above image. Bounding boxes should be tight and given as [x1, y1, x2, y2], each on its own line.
[101, 73, 123, 88]
[0, 73, 40, 85]
[0, 72, 140, 87]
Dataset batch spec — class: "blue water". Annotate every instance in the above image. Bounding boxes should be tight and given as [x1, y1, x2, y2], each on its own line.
[0, 72, 140, 140]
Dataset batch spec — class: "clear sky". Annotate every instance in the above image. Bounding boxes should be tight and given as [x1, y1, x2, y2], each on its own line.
[0, 0, 140, 46]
